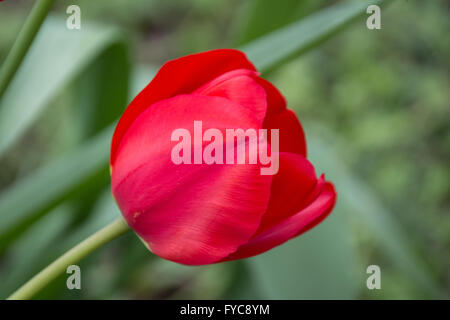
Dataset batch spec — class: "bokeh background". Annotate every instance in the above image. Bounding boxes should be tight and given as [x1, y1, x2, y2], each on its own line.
[0, 0, 448, 299]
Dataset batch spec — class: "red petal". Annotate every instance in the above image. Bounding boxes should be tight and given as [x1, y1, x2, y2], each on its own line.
[255, 152, 318, 233]
[111, 94, 272, 265]
[223, 155, 336, 261]
[111, 49, 256, 165]
[194, 69, 267, 124]
[263, 108, 307, 157]
[253, 76, 286, 116]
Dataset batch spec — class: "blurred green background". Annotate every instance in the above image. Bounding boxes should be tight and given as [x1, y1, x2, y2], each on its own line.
[0, 0, 448, 299]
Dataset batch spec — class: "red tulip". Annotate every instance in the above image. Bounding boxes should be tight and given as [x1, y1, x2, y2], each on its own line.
[110, 49, 336, 265]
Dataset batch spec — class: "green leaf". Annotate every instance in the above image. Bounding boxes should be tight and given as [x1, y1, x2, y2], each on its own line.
[0, 205, 72, 299]
[27, 189, 123, 299]
[235, 0, 325, 46]
[0, 64, 154, 250]
[241, 0, 386, 72]
[0, 125, 112, 251]
[305, 125, 443, 298]
[73, 43, 129, 140]
[245, 211, 360, 299]
[0, 16, 129, 157]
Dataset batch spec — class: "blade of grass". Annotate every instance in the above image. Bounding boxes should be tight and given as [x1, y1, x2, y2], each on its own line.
[7, 217, 130, 300]
[0, 125, 113, 252]
[245, 211, 360, 299]
[235, 0, 324, 46]
[0, 0, 54, 99]
[0, 16, 129, 158]
[1, 189, 121, 299]
[0, 64, 154, 251]
[0, 205, 72, 299]
[304, 125, 444, 298]
[242, 0, 387, 72]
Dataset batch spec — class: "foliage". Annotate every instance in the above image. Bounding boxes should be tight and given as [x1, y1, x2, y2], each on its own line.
[0, 0, 448, 299]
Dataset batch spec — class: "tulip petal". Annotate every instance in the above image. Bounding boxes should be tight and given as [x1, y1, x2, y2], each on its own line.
[194, 69, 267, 124]
[253, 76, 286, 116]
[112, 94, 272, 265]
[223, 154, 336, 261]
[264, 108, 307, 156]
[255, 152, 318, 233]
[111, 49, 256, 165]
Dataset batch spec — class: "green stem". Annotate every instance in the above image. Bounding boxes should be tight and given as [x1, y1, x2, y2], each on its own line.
[0, 0, 55, 99]
[7, 217, 130, 300]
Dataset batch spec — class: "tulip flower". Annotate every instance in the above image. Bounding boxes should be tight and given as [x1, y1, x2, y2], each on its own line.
[110, 49, 336, 265]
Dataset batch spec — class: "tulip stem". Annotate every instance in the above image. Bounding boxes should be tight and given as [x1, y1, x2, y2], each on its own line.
[0, 0, 55, 99]
[7, 217, 130, 300]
